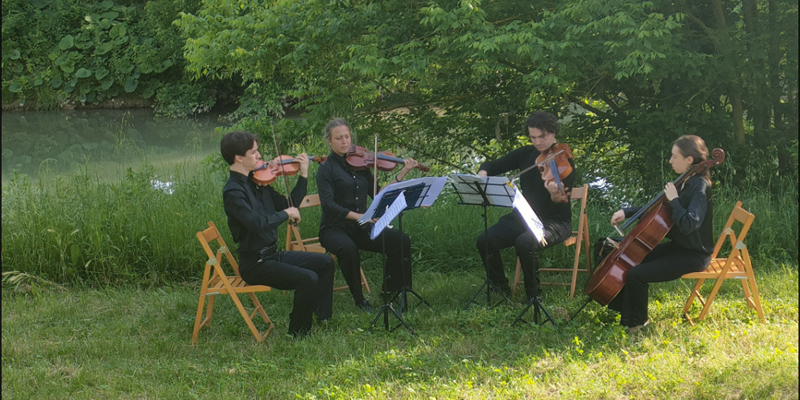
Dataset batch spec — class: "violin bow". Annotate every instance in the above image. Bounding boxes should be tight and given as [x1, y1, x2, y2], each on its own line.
[269, 122, 298, 223]
[373, 132, 379, 198]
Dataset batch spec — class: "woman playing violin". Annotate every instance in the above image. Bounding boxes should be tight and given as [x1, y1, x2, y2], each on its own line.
[476, 111, 575, 305]
[606, 135, 714, 333]
[316, 118, 420, 312]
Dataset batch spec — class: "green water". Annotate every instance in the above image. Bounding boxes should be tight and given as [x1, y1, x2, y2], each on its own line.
[1, 109, 228, 185]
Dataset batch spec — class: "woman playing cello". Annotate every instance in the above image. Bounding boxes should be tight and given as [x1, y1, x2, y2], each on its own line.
[606, 135, 714, 333]
[316, 118, 421, 312]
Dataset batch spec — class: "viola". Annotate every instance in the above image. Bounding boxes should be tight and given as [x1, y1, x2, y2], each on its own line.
[584, 148, 725, 305]
[536, 143, 573, 190]
[251, 155, 326, 186]
[345, 145, 430, 172]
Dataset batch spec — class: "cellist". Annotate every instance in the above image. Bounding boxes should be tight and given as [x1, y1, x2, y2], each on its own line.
[607, 135, 714, 333]
[476, 111, 575, 305]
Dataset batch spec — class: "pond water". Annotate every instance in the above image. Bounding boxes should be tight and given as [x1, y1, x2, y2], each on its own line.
[1, 109, 229, 185]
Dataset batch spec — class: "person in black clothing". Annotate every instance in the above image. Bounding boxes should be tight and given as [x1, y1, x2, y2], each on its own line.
[606, 135, 714, 333]
[220, 131, 334, 337]
[316, 119, 420, 312]
[476, 111, 575, 305]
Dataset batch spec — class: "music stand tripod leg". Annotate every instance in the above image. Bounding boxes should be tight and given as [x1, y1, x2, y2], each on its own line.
[511, 256, 555, 327]
[389, 211, 432, 315]
[367, 221, 415, 334]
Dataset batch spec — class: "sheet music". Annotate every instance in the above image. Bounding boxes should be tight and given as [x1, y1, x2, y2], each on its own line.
[358, 176, 447, 224]
[512, 187, 547, 246]
[448, 174, 514, 207]
[370, 192, 407, 240]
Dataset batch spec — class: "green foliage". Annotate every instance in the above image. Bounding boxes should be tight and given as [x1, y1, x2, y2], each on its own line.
[1, 0, 205, 111]
[178, 0, 798, 190]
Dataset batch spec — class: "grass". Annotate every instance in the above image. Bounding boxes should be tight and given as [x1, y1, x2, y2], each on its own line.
[2, 162, 798, 398]
[2, 265, 798, 399]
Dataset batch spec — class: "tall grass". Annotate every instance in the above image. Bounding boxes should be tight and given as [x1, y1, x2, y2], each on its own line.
[1, 162, 797, 287]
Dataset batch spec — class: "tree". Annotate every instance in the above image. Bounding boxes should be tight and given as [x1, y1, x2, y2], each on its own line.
[179, 0, 798, 191]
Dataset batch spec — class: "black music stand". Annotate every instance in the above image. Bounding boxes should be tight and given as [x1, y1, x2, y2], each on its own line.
[450, 174, 516, 310]
[511, 264, 555, 326]
[366, 182, 436, 333]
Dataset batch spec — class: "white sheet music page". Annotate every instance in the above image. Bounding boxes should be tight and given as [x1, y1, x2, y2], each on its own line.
[370, 191, 407, 240]
[512, 186, 547, 246]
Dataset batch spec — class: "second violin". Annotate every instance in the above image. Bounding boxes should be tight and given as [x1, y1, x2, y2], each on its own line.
[345, 145, 430, 172]
[252, 155, 326, 186]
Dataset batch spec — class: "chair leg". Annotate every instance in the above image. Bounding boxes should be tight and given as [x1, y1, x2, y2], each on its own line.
[682, 279, 706, 325]
[192, 292, 208, 345]
[360, 268, 371, 294]
[569, 236, 583, 299]
[512, 258, 522, 297]
[247, 292, 275, 338]
[741, 249, 765, 323]
[229, 292, 266, 343]
[696, 275, 728, 323]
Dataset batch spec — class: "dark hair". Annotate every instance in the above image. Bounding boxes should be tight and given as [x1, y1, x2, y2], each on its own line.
[220, 131, 257, 165]
[674, 135, 711, 183]
[524, 111, 559, 137]
[324, 118, 350, 146]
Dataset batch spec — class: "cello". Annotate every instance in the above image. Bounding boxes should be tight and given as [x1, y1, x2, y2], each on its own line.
[585, 148, 725, 305]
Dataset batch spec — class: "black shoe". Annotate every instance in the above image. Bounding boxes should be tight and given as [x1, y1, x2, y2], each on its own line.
[355, 299, 375, 313]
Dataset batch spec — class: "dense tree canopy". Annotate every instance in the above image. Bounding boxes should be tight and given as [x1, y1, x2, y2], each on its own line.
[179, 0, 797, 190]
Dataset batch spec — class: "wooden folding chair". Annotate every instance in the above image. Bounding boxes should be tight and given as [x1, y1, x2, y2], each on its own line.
[513, 184, 592, 298]
[192, 221, 274, 344]
[681, 201, 765, 325]
[286, 194, 370, 293]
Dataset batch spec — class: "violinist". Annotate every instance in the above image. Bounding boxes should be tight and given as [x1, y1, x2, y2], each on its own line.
[476, 111, 575, 305]
[606, 135, 714, 333]
[316, 119, 419, 312]
[220, 131, 334, 338]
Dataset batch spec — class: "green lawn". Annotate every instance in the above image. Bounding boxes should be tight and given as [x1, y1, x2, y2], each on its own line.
[3, 265, 797, 399]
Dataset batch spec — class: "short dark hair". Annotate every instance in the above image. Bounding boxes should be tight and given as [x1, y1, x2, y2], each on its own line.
[220, 131, 257, 165]
[524, 111, 559, 137]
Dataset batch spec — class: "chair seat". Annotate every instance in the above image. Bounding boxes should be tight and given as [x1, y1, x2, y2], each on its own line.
[207, 275, 271, 294]
[683, 258, 747, 279]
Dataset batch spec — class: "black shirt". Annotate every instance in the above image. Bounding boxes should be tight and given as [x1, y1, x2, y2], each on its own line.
[623, 174, 713, 254]
[316, 152, 379, 232]
[479, 145, 575, 223]
[222, 170, 307, 256]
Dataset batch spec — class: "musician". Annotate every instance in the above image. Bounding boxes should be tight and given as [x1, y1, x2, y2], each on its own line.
[476, 111, 575, 305]
[317, 118, 418, 312]
[220, 131, 334, 337]
[607, 135, 713, 333]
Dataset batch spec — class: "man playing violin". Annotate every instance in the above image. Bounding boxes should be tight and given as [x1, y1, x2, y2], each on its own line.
[220, 131, 334, 338]
[316, 118, 419, 312]
[476, 111, 575, 305]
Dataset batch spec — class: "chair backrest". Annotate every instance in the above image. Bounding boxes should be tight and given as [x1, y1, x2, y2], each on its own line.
[197, 221, 241, 277]
[298, 194, 322, 209]
[569, 184, 589, 238]
[710, 201, 755, 260]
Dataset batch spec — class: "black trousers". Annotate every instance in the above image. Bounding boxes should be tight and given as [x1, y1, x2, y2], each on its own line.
[320, 224, 412, 302]
[607, 242, 710, 327]
[239, 251, 334, 335]
[476, 210, 572, 297]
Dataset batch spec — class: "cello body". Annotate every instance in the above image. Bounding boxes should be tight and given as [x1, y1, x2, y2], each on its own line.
[585, 148, 725, 305]
[584, 200, 673, 305]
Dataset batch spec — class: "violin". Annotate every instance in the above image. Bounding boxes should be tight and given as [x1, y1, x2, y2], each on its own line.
[251, 155, 326, 186]
[536, 143, 573, 190]
[345, 145, 430, 172]
[584, 148, 726, 305]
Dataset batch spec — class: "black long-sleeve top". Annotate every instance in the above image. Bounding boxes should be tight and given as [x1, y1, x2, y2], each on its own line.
[479, 145, 575, 223]
[623, 174, 713, 254]
[316, 152, 379, 232]
[222, 170, 307, 255]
